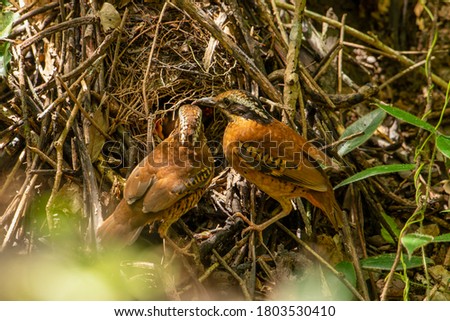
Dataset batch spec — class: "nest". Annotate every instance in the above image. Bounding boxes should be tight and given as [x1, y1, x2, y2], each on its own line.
[1, 0, 449, 301]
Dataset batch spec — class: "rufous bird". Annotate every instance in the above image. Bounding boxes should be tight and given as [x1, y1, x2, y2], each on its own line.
[97, 104, 214, 247]
[195, 90, 343, 233]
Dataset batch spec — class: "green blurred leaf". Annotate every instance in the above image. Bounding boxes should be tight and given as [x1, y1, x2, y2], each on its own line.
[337, 109, 386, 156]
[334, 163, 415, 189]
[0, 10, 19, 77]
[401, 233, 434, 258]
[433, 233, 450, 243]
[0, 13, 17, 37]
[360, 253, 433, 271]
[380, 212, 400, 244]
[375, 102, 436, 133]
[330, 261, 356, 300]
[436, 135, 450, 159]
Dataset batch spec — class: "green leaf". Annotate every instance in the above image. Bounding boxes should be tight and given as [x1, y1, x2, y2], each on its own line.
[401, 233, 434, 258]
[329, 261, 356, 300]
[0, 10, 20, 77]
[375, 102, 436, 133]
[0, 42, 12, 77]
[360, 253, 433, 271]
[337, 109, 386, 156]
[0, 13, 17, 38]
[433, 233, 450, 243]
[334, 163, 416, 189]
[436, 135, 450, 159]
[380, 212, 400, 244]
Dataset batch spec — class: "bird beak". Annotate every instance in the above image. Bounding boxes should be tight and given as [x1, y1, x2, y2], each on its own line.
[193, 97, 216, 108]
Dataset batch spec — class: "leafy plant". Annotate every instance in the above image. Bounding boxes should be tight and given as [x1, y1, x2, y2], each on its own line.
[0, 7, 19, 77]
[337, 108, 386, 156]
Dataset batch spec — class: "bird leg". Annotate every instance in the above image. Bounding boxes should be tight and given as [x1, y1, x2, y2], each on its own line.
[163, 236, 195, 257]
[233, 211, 264, 243]
[234, 200, 292, 240]
[159, 223, 195, 257]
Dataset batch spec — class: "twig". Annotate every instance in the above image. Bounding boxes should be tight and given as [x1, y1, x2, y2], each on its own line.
[282, 0, 304, 123]
[61, 29, 118, 83]
[0, 150, 25, 201]
[379, 59, 429, 90]
[340, 208, 370, 300]
[37, 67, 91, 121]
[213, 249, 252, 300]
[45, 75, 80, 231]
[76, 101, 113, 141]
[107, 8, 129, 88]
[255, 0, 288, 55]
[380, 234, 403, 300]
[20, 16, 99, 50]
[276, 1, 448, 90]
[313, 42, 341, 82]
[143, 2, 168, 152]
[181, 233, 250, 295]
[28, 146, 58, 168]
[337, 14, 346, 94]
[276, 221, 365, 301]
[12, 1, 59, 28]
[298, 63, 336, 108]
[224, 0, 266, 74]
[173, 0, 282, 103]
[75, 118, 104, 251]
[1, 174, 39, 251]
[269, 0, 288, 46]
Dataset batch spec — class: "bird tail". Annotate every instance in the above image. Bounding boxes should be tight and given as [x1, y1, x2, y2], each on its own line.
[331, 197, 344, 229]
[97, 200, 144, 249]
[307, 189, 344, 230]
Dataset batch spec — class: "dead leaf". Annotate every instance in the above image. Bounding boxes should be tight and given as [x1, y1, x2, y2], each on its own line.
[98, 2, 121, 32]
[86, 106, 108, 162]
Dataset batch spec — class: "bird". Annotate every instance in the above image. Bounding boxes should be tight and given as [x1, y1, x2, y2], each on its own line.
[195, 90, 343, 233]
[97, 104, 214, 248]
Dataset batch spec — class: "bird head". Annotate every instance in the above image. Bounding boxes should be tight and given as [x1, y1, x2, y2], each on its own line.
[194, 90, 273, 124]
[176, 104, 204, 145]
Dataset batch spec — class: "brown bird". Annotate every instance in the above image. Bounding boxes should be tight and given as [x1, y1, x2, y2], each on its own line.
[195, 90, 343, 233]
[97, 104, 214, 248]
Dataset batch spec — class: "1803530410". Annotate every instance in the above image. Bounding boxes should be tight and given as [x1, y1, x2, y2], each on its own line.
[256, 305, 336, 317]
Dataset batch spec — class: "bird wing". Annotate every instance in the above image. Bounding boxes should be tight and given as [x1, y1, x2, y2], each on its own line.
[123, 139, 173, 207]
[236, 140, 329, 192]
[123, 158, 157, 205]
[140, 164, 213, 213]
[124, 136, 213, 214]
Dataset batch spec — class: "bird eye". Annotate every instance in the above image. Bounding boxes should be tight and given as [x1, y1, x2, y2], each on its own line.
[223, 97, 231, 105]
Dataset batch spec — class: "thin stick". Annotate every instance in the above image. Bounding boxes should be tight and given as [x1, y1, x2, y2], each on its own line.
[20, 16, 99, 50]
[45, 75, 80, 230]
[12, 2, 59, 28]
[276, 221, 365, 301]
[275, 1, 448, 90]
[108, 8, 129, 88]
[283, 0, 304, 124]
[337, 14, 346, 94]
[213, 249, 252, 300]
[340, 208, 370, 300]
[269, 0, 288, 46]
[143, 1, 168, 151]
[1, 174, 39, 251]
[28, 146, 58, 169]
[379, 59, 428, 90]
[174, 0, 282, 103]
[0, 150, 25, 202]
